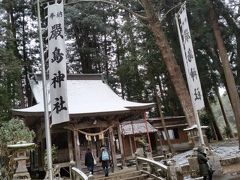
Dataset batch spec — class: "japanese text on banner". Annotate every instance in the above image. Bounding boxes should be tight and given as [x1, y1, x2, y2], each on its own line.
[176, 3, 205, 110]
[48, 1, 69, 124]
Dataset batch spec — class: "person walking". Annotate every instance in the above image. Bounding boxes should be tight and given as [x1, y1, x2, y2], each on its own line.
[197, 146, 212, 180]
[99, 146, 110, 177]
[85, 148, 94, 175]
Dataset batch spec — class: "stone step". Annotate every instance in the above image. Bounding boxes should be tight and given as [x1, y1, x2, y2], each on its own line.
[121, 174, 149, 180]
[93, 169, 141, 180]
[63, 174, 150, 180]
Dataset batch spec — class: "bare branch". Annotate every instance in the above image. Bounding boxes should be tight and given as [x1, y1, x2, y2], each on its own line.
[160, 2, 182, 22]
[137, 0, 144, 8]
[65, 0, 147, 20]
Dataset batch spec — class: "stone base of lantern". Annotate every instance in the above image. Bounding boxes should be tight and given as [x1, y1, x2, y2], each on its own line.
[192, 135, 209, 147]
[7, 142, 35, 180]
[13, 172, 31, 180]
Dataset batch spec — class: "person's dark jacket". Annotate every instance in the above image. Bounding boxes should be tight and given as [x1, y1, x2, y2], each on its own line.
[85, 151, 94, 167]
[197, 149, 209, 176]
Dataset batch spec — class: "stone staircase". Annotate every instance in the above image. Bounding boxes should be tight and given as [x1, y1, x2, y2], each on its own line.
[68, 157, 167, 180]
[91, 168, 154, 180]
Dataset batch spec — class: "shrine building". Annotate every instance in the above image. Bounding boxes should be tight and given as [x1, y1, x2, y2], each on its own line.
[12, 74, 154, 176]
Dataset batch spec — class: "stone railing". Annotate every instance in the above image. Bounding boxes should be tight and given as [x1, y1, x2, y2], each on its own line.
[136, 156, 183, 180]
[71, 167, 91, 180]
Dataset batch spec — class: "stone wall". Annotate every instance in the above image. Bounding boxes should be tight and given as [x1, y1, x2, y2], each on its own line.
[220, 156, 240, 166]
[180, 156, 240, 176]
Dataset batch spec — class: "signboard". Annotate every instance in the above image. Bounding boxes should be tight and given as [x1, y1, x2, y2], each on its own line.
[48, 0, 69, 124]
[176, 3, 205, 110]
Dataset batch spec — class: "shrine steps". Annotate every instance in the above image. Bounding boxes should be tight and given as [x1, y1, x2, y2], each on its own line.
[91, 168, 154, 180]
[61, 166, 155, 180]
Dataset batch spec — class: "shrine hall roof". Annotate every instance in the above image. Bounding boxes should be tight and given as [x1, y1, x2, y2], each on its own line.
[12, 74, 154, 117]
[121, 120, 157, 135]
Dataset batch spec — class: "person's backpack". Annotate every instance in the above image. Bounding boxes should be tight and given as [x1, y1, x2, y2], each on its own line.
[102, 150, 109, 161]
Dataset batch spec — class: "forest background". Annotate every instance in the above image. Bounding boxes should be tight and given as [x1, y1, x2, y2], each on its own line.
[0, 0, 240, 141]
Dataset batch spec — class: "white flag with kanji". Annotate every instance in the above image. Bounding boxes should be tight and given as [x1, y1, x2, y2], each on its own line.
[48, 0, 69, 124]
[176, 3, 205, 110]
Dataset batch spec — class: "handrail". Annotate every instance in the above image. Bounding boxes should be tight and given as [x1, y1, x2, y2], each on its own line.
[136, 156, 183, 180]
[137, 156, 168, 170]
[136, 156, 167, 179]
[71, 167, 88, 180]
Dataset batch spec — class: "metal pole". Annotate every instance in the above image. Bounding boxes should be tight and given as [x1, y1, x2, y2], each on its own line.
[37, 0, 53, 179]
[194, 109, 205, 145]
[175, 13, 204, 145]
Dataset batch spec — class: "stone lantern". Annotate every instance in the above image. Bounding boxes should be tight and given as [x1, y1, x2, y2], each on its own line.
[184, 124, 208, 147]
[7, 141, 35, 180]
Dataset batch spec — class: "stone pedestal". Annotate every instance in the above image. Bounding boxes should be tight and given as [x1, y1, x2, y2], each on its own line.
[166, 159, 183, 180]
[188, 156, 200, 178]
[135, 147, 144, 157]
[208, 152, 223, 175]
[146, 152, 153, 159]
[13, 151, 31, 180]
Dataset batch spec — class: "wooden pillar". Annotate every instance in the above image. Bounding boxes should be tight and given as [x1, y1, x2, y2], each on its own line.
[129, 136, 133, 156]
[68, 131, 74, 162]
[109, 126, 117, 171]
[100, 127, 105, 145]
[157, 130, 164, 155]
[131, 121, 137, 151]
[117, 124, 126, 166]
[73, 130, 81, 169]
[144, 112, 152, 152]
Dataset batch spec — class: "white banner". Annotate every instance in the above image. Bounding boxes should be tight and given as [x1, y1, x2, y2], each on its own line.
[48, 1, 69, 124]
[176, 3, 205, 110]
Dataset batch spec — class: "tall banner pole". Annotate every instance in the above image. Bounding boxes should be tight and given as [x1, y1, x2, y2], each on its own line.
[37, 0, 53, 179]
[175, 2, 205, 145]
[194, 108, 204, 145]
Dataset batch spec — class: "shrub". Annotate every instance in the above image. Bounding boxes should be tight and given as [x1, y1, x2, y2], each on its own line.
[0, 118, 35, 178]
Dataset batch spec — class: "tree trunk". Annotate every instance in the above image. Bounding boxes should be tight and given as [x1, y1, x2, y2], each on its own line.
[215, 89, 234, 138]
[236, 35, 240, 86]
[22, 7, 32, 107]
[155, 90, 174, 153]
[141, 0, 196, 126]
[215, 0, 240, 87]
[113, 15, 125, 99]
[208, 0, 240, 147]
[104, 33, 109, 78]
[203, 91, 223, 141]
